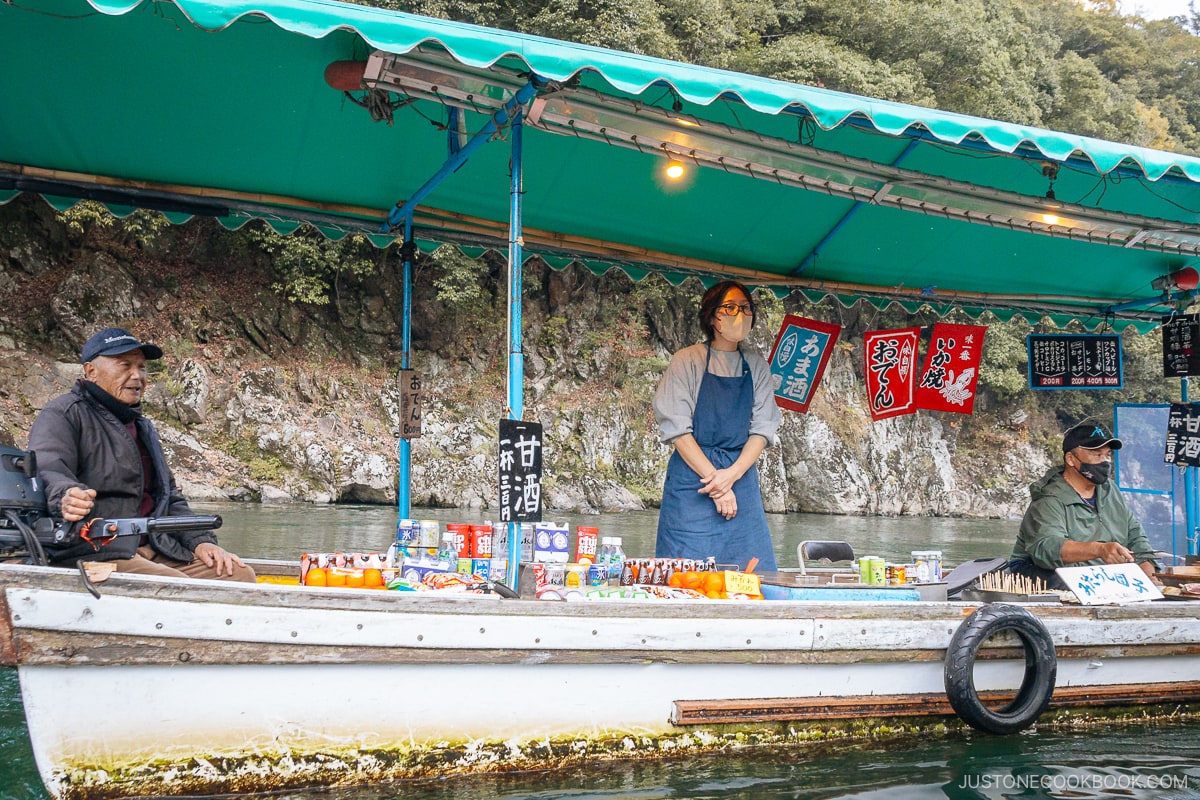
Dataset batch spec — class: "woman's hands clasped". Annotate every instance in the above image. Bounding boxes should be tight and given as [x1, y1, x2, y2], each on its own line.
[699, 468, 739, 520]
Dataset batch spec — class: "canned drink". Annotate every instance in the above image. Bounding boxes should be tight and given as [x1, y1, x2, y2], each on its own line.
[489, 557, 508, 583]
[575, 526, 599, 564]
[859, 556, 875, 585]
[396, 519, 420, 546]
[588, 564, 605, 587]
[912, 551, 943, 583]
[886, 563, 907, 585]
[545, 563, 566, 587]
[469, 525, 493, 558]
[870, 557, 886, 586]
[471, 558, 491, 580]
[565, 564, 588, 589]
[419, 519, 440, 549]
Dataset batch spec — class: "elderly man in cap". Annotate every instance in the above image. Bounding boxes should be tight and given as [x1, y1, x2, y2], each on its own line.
[27, 328, 254, 581]
[1007, 421, 1157, 590]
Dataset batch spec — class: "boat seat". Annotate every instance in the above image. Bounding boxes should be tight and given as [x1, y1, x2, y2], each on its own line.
[797, 540, 855, 574]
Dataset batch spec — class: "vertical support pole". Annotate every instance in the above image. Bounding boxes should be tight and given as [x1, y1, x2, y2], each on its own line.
[397, 213, 414, 520]
[1185, 378, 1199, 556]
[506, 112, 525, 589]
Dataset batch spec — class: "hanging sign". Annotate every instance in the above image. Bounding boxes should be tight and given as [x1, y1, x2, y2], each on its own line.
[1026, 334, 1122, 390]
[863, 327, 920, 421]
[767, 315, 840, 413]
[914, 323, 986, 414]
[1057, 563, 1161, 605]
[398, 369, 423, 438]
[498, 418, 543, 523]
[1165, 402, 1200, 466]
[1161, 314, 1200, 377]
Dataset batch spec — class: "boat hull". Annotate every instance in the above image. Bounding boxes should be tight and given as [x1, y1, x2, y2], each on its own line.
[3, 564, 1200, 799]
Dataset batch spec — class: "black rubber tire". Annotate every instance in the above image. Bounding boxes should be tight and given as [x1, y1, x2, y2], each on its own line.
[944, 602, 1057, 735]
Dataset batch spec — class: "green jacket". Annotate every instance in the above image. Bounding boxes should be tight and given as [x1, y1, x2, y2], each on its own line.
[1012, 466, 1156, 569]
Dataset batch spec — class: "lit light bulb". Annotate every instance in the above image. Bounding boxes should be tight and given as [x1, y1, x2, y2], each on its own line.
[665, 160, 685, 180]
[1042, 214, 1059, 226]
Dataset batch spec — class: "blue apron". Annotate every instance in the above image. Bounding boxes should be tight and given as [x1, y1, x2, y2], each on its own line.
[655, 346, 777, 571]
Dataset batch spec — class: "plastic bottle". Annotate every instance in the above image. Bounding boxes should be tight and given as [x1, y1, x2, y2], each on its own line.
[437, 533, 458, 571]
[597, 537, 614, 584]
[609, 536, 627, 586]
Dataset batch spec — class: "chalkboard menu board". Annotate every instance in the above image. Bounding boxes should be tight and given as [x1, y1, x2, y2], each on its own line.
[1026, 334, 1122, 390]
[1162, 315, 1200, 377]
[1165, 402, 1200, 466]
[498, 418, 543, 523]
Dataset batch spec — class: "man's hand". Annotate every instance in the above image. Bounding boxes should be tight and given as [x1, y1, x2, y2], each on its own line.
[193, 542, 245, 577]
[60, 486, 97, 522]
[1093, 541, 1135, 564]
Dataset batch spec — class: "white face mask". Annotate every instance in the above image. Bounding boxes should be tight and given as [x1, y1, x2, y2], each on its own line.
[716, 314, 750, 344]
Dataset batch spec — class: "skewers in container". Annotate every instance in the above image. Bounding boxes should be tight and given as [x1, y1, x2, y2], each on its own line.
[960, 569, 1062, 603]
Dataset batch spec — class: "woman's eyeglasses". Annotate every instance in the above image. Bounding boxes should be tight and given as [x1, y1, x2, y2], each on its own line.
[716, 302, 754, 317]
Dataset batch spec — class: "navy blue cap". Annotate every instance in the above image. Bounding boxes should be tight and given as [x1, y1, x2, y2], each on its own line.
[80, 328, 163, 364]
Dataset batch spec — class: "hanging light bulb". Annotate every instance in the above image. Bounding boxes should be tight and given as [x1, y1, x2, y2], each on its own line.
[665, 159, 685, 180]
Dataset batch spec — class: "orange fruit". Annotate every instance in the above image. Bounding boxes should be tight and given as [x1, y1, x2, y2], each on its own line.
[705, 590, 723, 599]
[703, 572, 725, 593]
[346, 571, 366, 588]
[326, 570, 347, 587]
[304, 567, 327, 587]
[668, 571, 684, 588]
[681, 571, 702, 590]
[363, 568, 384, 588]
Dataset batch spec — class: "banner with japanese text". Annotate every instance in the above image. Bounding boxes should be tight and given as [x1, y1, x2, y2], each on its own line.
[1165, 402, 1200, 467]
[498, 418, 543, 522]
[767, 315, 840, 413]
[863, 327, 920, 421]
[915, 323, 986, 414]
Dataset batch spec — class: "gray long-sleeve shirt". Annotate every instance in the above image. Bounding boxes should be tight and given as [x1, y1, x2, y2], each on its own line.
[653, 342, 782, 446]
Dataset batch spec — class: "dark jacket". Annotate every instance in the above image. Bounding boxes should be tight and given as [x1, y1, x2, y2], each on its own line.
[27, 381, 217, 563]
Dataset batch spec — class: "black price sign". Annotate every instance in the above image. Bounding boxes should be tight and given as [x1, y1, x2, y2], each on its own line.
[1026, 334, 1122, 390]
[1162, 315, 1200, 377]
[1165, 402, 1200, 466]
[498, 418, 543, 523]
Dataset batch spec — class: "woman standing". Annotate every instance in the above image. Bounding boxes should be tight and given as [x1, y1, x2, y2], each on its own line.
[653, 280, 782, 571]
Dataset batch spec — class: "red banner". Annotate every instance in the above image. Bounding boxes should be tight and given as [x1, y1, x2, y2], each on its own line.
[915, 323, 987, 414]
[863, 327, 920, 421]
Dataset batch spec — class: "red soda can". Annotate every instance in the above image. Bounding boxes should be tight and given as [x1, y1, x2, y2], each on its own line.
[469, 525, 492, 558]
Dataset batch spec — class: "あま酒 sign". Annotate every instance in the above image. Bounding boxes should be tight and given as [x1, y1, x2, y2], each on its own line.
[767, 315, 840, 413]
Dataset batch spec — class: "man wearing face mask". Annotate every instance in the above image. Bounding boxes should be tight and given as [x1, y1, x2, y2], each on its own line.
[1007, 422, 1157, 590]
[653, 280, 782, 572]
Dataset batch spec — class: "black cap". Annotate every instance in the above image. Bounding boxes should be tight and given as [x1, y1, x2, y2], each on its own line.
[80, 328, 163, 364]
[1062, 422, 1122, 453]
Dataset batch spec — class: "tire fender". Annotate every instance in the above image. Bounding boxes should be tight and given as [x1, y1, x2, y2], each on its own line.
[943, 602, 1057, 735]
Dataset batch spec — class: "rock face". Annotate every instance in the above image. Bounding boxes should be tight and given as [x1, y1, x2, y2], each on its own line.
[0, 197, 1057, 518]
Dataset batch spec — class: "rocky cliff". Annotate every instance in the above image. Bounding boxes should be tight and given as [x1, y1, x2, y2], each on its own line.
[4, 195, 1159, 519]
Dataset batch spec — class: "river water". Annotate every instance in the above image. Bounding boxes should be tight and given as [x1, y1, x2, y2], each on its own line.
[2, 504, 1199, 799]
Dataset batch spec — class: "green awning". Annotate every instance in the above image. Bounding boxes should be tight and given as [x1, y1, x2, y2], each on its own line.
[4, 0, 1200, 328]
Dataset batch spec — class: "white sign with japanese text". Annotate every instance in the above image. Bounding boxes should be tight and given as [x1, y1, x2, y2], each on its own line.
[1057, 563, 1163, 605]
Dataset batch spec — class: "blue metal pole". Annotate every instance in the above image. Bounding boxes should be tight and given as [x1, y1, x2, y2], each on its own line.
[381, 80, 541, 233]
[1185, 378, 1199, 557]
[506, 111, 525, 589]
[398, 213, 414, 519]
[795, 140, 919, 275]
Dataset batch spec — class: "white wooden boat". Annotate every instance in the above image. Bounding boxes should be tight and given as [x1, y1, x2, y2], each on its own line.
[3, 561, 1200, 800]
